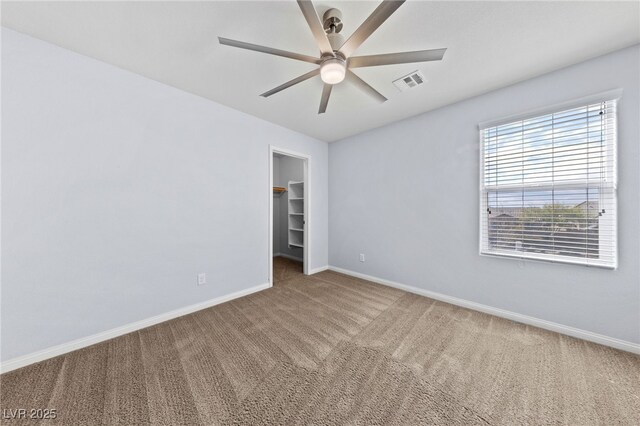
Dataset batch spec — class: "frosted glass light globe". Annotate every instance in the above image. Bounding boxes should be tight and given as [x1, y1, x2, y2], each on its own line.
[320, 58, 346, 85]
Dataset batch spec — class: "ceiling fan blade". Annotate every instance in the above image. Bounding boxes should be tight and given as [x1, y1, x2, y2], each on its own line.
[318, 84, 333, 114]
[219, 37, 320, 64]
[348, 48, 446, 68]
[297, 1, 335, 56]
[346, 70, 387, 103]
[339, 0, 405, 58]
[260, 69, 320, 98]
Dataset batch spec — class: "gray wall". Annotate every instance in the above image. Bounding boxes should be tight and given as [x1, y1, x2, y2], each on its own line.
[276, 156, 304, 260]
[329, 45, 640, 344]
[1, 29, 329, 361]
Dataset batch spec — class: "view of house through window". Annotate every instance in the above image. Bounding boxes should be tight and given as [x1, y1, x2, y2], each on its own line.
[480, 99, 617, 268]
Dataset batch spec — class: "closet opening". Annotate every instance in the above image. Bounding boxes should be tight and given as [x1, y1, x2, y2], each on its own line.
[269, 146, 310, 286]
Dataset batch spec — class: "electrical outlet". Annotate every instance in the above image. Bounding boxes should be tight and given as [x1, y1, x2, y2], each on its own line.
[359, 254, 365, 262]
[197, 273, 207, 286]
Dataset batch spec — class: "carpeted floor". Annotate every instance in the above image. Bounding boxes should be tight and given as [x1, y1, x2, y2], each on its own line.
[1, 256, 639, 425]
[272, 255, 303, 284]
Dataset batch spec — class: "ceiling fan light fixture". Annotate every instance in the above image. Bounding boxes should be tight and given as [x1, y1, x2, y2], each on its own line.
[320, 57, 346, 85]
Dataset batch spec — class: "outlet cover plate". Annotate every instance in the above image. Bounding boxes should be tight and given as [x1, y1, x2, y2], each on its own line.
[197, 273, 207, 286]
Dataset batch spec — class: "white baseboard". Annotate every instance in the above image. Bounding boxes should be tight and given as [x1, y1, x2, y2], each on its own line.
[273, 253, 303, 262]
[0, 282, 270, 374]
[328, 266, 640, 355]
[309, 265, 329, 275]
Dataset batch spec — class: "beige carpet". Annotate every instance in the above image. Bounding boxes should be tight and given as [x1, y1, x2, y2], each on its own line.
[1, 256, 639, 425]
[272, 255, 303, 284]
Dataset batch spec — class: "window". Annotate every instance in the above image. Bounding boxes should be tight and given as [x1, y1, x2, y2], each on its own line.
[479, 98, 617, 268]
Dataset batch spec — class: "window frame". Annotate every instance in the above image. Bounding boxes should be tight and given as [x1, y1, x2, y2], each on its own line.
[478, 90, 620, 269]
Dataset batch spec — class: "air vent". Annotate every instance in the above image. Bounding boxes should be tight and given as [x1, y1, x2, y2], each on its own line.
[393, 70, 426, 92]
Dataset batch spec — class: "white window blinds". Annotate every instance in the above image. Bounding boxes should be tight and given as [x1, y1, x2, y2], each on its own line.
[480, 99, 617, 268]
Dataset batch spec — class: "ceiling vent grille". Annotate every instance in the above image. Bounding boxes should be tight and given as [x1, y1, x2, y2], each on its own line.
[393, 70, 426, 92]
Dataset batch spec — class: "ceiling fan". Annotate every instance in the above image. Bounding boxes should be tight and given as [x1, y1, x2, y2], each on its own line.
[219, 0, 446, 114]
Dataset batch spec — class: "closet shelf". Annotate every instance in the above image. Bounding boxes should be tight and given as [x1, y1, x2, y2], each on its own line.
[287, 181, 304, 250]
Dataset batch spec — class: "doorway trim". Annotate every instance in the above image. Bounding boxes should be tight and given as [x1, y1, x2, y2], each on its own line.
[269, 145, 311, 286]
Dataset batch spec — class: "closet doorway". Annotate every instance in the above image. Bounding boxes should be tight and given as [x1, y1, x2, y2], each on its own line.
[269, 146, 310, 286]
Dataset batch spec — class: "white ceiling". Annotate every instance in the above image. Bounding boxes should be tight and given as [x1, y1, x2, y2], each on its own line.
[2, 1, 639, 142]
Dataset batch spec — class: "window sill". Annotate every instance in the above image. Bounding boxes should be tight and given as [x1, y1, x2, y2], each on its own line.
[479, 249, 617, 269]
